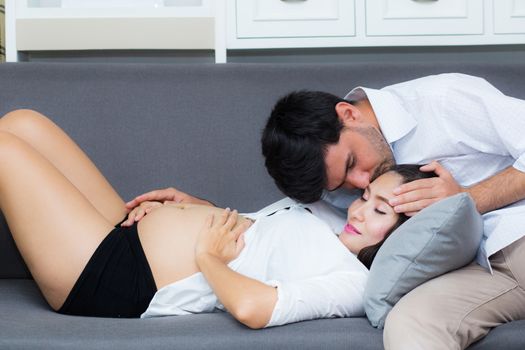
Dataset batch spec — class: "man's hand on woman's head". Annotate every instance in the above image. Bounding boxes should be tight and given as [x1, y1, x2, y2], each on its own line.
[388, 161, 465, 216]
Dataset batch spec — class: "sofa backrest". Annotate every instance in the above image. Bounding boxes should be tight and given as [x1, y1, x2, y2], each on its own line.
[1, 61, 524, 279]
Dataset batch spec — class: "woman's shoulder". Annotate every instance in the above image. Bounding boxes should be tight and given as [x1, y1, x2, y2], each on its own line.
[258, 206, 334, 238]
[257, 206, 359, 264]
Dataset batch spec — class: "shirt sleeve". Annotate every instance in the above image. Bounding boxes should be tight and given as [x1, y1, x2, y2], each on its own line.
[445, 74, 525, 172]
[264, 269, 367, 328]
[495, 95, 525, 172]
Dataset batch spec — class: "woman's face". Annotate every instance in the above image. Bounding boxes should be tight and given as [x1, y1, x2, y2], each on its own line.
[339, 171, 402, 254]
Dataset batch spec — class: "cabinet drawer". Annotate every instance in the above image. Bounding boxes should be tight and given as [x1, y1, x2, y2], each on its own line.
[366, 0, 483, 36]
[235, 0, 355, 39]
[494, 0, 525, 34]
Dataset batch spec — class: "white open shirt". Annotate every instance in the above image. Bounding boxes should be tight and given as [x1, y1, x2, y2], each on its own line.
[141, 199, 368, 327]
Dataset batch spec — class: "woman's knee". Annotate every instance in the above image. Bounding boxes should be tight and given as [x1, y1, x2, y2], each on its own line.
[0, 131, 40, 168]
[0, 131, 26, 157]
[0, 109, 51, 135]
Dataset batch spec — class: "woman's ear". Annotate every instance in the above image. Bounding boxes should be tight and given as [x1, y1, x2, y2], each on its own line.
[335, 102, 363, 126]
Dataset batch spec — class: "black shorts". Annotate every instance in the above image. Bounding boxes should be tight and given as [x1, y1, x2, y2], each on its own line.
[57, 221, 157, 318]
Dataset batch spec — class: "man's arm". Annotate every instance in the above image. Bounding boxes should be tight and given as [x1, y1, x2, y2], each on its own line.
[467, 166, 525, 214]
[389, 162, 525, 215]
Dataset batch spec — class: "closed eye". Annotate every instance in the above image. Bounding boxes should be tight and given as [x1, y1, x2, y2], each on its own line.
[347, 158, 354, 171]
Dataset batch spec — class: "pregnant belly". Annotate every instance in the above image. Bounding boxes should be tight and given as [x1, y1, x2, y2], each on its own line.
[137, 204, 250, 290]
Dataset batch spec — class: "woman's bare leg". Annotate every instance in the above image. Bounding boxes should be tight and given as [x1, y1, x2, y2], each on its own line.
[0, 109, 126, 225]
[0, 131, 114, 310]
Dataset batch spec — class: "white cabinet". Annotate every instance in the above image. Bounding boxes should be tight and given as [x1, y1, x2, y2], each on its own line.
[494, 0, 525, 34]
[235, 0, 355, 39]
[366, 0, 483, 36]
[5, 0, 525, 63]
[7, 0, 221, 62]
[228, 0, 525, 50]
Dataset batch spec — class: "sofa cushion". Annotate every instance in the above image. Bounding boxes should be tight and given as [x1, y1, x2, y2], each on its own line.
[1, 62, 524, 279]
[1, 279, 521, 349]
[363, 193, 483, 329]
[0, 279, 383, 350]
[1, 62, 524, 349]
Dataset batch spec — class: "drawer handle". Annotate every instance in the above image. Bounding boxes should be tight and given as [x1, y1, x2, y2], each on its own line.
[411, 0, 439, 2]
[280, 0, 308, 2]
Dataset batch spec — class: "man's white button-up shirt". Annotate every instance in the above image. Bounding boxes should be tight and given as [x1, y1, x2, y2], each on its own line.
[339, 73, 525, 270]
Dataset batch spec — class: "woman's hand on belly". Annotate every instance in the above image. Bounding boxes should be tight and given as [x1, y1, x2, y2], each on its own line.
[121, 200, 163, 227]
[195, 208, 251, 264]
[195, 209, 276, 329]
[122, 200, 201, 227]
[137, 205, 216, 289]
[137, 205, 252, 290]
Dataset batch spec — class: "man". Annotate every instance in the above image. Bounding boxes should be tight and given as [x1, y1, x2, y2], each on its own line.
[126, 73, 525, 349]
[260, 73, 525, 349]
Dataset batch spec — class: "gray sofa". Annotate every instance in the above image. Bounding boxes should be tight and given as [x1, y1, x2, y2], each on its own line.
[1, 62, 524, 349]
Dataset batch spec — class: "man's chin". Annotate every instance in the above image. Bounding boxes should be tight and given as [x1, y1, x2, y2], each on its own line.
[371, 160, 395, 181]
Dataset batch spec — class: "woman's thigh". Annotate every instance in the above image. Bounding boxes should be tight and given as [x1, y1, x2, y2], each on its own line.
[0, 131, 114, 311]
[0, 109, 126, 225]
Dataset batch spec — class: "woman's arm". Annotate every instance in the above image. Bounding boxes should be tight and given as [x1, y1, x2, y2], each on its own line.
[195, 209, 277, 329]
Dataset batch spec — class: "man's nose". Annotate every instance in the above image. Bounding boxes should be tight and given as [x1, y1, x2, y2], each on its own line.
[344, 171, 370, 190]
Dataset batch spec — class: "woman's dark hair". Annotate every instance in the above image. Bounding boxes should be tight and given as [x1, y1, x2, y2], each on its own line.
[357, 164, 438, 269]
[261, 90, 347, 203]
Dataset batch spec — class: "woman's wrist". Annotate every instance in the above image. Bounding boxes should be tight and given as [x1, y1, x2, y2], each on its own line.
[195, 251, 221, 269]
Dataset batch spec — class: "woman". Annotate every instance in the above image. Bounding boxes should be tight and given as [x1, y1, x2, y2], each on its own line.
[0, 109, 434, 329]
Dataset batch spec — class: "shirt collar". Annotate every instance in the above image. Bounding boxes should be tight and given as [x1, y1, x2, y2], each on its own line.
[344, 87, 417, 144]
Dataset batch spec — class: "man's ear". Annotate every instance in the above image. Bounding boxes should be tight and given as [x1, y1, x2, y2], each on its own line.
[335, 102, 363, 126]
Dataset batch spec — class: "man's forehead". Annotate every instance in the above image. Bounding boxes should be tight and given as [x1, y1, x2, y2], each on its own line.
[324, 148, 351, 190]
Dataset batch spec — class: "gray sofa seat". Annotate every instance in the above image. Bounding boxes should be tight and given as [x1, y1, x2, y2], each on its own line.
[1, 280, 383, 350]
[1, 62, 525, 349]
[1, 279, 524, 349]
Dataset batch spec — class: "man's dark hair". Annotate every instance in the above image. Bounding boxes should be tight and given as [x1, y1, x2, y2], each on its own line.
[357, 164, 438, 269]
[262, 90, 347, 203]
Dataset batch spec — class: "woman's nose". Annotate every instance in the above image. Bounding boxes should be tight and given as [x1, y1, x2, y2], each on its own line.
[349, 203, 365, 221]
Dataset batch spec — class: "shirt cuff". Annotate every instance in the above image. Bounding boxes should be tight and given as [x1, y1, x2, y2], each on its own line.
[513, 155, 525, 173]
[264, 280, 285, 328]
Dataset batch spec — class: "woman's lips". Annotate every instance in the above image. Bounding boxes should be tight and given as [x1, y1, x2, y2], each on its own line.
[344, 223, 361, 236]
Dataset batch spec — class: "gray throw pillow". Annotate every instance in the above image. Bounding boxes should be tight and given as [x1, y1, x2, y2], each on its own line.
[363, 193, 483, 329]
